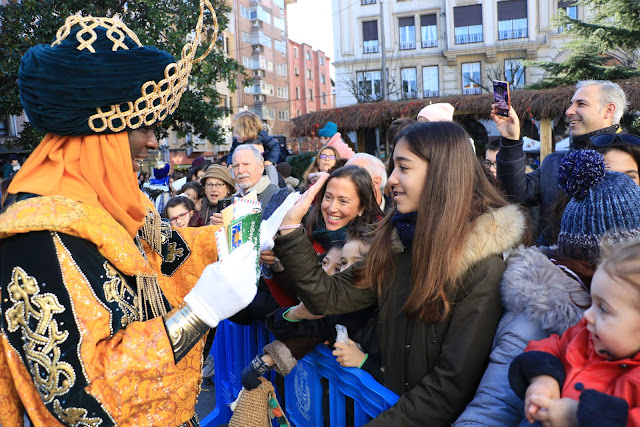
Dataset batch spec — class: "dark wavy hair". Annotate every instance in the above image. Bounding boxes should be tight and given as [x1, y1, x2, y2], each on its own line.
[304, 165, 383, 236]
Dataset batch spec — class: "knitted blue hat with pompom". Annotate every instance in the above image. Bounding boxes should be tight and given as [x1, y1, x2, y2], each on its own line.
[557, 150, 640, 263]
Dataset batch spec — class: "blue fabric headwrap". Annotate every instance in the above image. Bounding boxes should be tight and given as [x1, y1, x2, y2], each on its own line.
[19, 26, 175, 136]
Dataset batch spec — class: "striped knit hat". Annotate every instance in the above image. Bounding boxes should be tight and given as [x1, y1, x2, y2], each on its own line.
[557, 149, 640, 264]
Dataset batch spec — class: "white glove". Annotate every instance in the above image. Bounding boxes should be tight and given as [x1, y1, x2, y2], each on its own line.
[184, 243, 258, 328]
[259, 191, 302, 252]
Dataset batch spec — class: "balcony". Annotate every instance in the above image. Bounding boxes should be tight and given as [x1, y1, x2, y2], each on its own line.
[400, 41, 416, 50]
[462, 87, 482, 95]
[423, 90, 439, 98]
[498, 27, 527, 40]
[421, 39, 437, 48]
[364, 40, 379, 53]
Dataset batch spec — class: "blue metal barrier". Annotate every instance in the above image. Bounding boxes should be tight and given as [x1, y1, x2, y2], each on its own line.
[201, 320, 399, 427]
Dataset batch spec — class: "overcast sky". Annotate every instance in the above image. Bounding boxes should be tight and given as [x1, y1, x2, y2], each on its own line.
[286, 0, 335, 77]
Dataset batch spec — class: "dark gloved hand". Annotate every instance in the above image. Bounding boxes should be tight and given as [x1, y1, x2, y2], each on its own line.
[241, 354, 271, 391]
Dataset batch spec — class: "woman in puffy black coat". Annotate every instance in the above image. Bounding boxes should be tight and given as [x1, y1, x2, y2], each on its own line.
[271, 121, 527, 426]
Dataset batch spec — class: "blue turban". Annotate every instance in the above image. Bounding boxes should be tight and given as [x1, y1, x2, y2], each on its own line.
[19, 25, 175, 136]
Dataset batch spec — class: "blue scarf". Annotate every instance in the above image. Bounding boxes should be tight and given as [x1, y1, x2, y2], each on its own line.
[311, 220, 348, 250]
[391, 212, 417, 249]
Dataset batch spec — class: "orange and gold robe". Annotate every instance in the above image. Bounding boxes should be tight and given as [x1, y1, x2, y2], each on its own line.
[0, 195, 219, 426]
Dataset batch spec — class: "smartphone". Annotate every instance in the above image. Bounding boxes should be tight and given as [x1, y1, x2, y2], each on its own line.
[493, 81, 510, 117]
[217, 198, 232, 212]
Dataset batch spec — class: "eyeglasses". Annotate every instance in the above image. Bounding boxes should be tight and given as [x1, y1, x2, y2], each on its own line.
[483, 159, 497, 169]
[169, 211, 190, 224]
[319, 154, 336, 160]
[590, 133, 640, 148]
[205, 182, 227, 189]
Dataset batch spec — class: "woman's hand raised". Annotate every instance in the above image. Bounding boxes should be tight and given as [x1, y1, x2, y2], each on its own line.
[279, 172, 330, 236]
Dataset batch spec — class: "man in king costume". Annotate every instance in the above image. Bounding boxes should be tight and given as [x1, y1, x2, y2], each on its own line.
[0, 2, 259, 425]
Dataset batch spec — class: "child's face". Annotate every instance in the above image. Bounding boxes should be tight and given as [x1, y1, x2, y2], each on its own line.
[340, 239, 369, 272]
[321, 247, 342, 275]
[583, 267, 640, 360]
[167, 205, 193, 228]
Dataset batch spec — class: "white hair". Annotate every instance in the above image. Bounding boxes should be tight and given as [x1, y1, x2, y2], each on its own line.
[232, 144, 263, 164]
[347, 153, 387, 191]
[576, 80, 628, 124]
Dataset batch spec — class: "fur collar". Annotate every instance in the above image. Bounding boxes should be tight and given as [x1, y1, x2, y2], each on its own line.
[501, 246, 590, 335]
[391, 204, 526, 278]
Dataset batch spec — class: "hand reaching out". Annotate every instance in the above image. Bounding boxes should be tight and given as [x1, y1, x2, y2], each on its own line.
[279, 172, 330, 236]
[284, 302, 325, 321]
[490, 104, 521, 141]
[332, 339, 367, 368]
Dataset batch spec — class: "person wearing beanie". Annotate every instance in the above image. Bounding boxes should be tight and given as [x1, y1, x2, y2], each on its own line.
[200, 164, 235, 225]
[318, 121, 355, 160]
[455, 149, 640, 426]
[0, 5, 259, 426]
[276, 162, 300, 192]
[416, 103, 455, 122]
[492, 80, 629, 245]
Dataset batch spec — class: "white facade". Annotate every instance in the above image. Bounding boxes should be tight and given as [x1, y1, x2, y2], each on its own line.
[332, 0, 582, 107]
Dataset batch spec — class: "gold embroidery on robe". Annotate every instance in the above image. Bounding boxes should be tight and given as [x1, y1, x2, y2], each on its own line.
[52, 399, 102, 427]
[102, 262, 139, 328]
[4, 266, 75, 403]
[166, 242, 185, 264]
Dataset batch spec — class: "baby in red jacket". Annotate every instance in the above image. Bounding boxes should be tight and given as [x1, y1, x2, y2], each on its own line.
[509, 239, 640, 427]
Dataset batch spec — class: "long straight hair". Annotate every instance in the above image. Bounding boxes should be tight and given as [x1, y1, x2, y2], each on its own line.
[303, 145, 341, 185]
[365, 122, 510, 322]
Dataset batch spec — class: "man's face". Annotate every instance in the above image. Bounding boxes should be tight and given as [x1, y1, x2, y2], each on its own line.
[565, 85, 614, 137]
[127, 128, 158, 172]
[232, 150, 264, 190]
[484, 149, 498, 178]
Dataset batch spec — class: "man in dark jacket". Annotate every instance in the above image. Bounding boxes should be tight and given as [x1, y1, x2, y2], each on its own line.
[492, 79, 627, 245]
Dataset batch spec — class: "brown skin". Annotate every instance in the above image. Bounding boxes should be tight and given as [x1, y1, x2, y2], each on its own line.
[127, 128, 158, 173]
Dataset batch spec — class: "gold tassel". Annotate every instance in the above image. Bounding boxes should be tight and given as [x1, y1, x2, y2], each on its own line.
[136, 274, 168, 320]
[140, 208, 163, 255]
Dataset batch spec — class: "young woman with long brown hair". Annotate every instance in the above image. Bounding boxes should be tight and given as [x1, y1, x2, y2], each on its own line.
[270, 121, 527, 425]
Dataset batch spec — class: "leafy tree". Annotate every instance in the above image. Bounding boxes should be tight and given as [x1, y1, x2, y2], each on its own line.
[0, 0, 246, 149]
[528, 0, 640, 89]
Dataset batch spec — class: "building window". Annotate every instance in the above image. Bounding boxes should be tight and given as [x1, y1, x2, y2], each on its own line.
[321, 74, 326, 84]
[462, 62, 482, 95]
[240, 6, 251, 19]
[241, 32, 252, 44]
[274, 39, 287, 53]
[278, 110, 289, 121]
[422, 65, 439, 98]
[295, 87, 300, 99]
[505, 59, 525, 89]
[558, 0, 577, 32]
[399, 17, 416, 50]
[274, 16, 285, 31]
[498, 0, 528, 40]
[361, 0, 376, 4]
[294, 67, 299, 76]
[273, 0, 284, 8]
[454, 5, 483, 44]
[401, 68, 418, 99]
[322, 93, 327, 104]
[420, 15, 437, 48]
[296, 110, 301, 117]
[308, 89, 313, 100]
[277, 87, 289, 98]
[319, 56, 325, 65]
[294, 47, 298, 58]
[362, 20, 379, 53]
[307, 69, 312, 80]
[356, 70, 382, 102]
[306, 51, 311, 60]
[276, 64, 287, 76]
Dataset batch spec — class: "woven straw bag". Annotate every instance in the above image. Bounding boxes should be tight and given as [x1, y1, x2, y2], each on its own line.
[229, 377, 290, 427]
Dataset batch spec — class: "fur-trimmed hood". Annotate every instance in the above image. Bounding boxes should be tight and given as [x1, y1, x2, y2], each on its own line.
[391, 204, 527, 278]
[501, 246, 590, 335]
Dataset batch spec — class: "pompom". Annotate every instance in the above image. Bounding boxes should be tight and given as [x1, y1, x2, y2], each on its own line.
[558, 150, 606, 199]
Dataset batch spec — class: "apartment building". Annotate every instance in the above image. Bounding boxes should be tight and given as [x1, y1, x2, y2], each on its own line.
[233, 0, 295, 135]
[332, 0, 580, 107]
[288, 40, 334, 118]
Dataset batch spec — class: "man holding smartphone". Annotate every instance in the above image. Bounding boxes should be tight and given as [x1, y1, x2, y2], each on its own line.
[491, 80, 627, 245]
